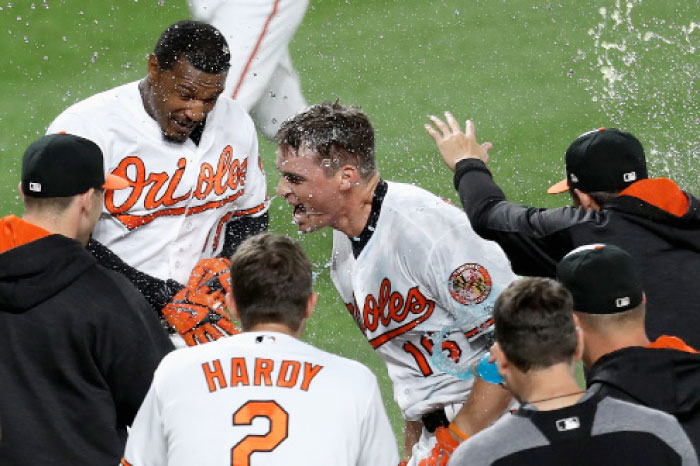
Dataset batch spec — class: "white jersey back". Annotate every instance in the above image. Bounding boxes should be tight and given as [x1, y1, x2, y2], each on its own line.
[123, 332, 399, 466]
[331, 181, 517, 420]
[47, 81, 268, 284]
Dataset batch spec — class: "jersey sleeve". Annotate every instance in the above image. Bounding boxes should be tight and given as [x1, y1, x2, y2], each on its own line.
[425, 218, 516, 326]
[122, 381, 168, 466]
[357, 375, 400, 466]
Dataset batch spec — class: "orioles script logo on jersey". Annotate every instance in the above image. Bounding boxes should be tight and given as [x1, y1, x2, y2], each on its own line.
[449, 263, 492, 305]
[104, 145, 248, 230]
[345, 278, 435, 349]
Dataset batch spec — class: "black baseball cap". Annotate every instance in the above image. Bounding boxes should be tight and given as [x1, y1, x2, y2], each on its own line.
[556, 244, 644, 314]
[547, 128, 647, 194]
[22, 133, 128, 198]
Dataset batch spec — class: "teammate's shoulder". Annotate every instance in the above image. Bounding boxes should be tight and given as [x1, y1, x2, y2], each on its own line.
[50, 81, 140, 126]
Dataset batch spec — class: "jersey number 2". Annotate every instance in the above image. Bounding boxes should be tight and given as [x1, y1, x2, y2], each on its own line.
[232, 400, 289, 466]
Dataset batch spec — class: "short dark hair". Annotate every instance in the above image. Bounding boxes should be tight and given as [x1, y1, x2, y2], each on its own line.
[154, 20, 230, 74]
[275, 101, 377, 180]
[229, 232, 313, 332]
[23, 195, 75, 214]
[494, 277, 578, 372]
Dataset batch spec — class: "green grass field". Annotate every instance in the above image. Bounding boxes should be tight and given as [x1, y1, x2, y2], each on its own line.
[1, 0, 697, 450]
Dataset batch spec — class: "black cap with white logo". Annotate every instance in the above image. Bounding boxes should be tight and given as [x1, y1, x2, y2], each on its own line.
[547, 128, 647, 194]
[21, 133, 127, 198]
[556, 244, 644, 314]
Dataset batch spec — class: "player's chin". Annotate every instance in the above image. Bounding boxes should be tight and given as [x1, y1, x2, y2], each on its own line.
[162, 130, 189, 144]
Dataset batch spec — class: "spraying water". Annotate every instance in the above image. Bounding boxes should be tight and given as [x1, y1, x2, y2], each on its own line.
[585, 0, 699, 192]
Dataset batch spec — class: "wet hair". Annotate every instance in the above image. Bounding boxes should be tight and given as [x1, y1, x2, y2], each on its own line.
[229, 232, 313, 332]
[153, 20, 230, 74]
[494, 277, 578, 372]
[275, 101, 377, 180]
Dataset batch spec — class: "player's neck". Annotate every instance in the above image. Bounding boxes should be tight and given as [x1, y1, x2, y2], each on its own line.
[514, 363, 584, 411]
[336, 174, 380, 238]
[246, 323, 299, 338]
[582, 327, 650, 368]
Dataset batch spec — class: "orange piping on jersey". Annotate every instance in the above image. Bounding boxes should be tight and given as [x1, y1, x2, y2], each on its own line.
[0, 215, 50, 253]
[369, 301, 435, 348]
[619, 178, 689, 217]
[231, 0, 281, 100]
[646, 335, 698, 353]
[114, 190, 245, 230]
[208, 200, 269, 252]
[120, 459, 133, 466]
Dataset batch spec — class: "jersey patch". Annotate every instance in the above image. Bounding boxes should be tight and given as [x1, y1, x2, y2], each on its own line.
[449, 263, 492, 305]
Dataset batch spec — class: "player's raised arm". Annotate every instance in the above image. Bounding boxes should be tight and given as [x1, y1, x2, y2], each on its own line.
[425, 112, 493, 171]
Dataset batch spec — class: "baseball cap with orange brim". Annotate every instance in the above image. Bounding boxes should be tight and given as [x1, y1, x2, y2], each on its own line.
[22, 133, 128, 197]
[547, 127, 647, 195]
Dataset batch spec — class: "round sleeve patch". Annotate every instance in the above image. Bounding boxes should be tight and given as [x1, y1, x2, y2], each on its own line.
[449, 263, 492, 305]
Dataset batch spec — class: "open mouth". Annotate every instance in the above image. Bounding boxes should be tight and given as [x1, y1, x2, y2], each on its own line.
[293, 204, 306, 223]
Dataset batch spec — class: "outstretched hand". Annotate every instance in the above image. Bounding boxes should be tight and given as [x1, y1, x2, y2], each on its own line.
[424, 112, 493, 172]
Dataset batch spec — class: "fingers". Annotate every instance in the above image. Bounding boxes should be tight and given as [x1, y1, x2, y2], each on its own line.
[444, 111, 461, 133]
[428, 114, 450, 135]
[424, 123, 441, 142]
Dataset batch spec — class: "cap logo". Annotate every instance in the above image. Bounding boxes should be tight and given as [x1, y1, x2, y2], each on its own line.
[616, 297, 630, 307]
[623, 172, 637, 182]
[29, 182, 42, 192]
[569, 173, 579, 183]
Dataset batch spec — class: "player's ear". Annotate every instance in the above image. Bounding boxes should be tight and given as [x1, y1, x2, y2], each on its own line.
[17, 182, 24, 200]
[146, 54, 161, 83]
[225, 292, 240, 321]
[305, 292, 317, 320]
[573, 189, 601, 211]
[491, 342, 508, 370]
[573, 316, 585, 362]
[338, 165, 359, 191]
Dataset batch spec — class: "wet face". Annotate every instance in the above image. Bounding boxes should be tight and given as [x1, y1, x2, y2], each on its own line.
[276, 146, 344, 233]
[145, 56, 226, 143]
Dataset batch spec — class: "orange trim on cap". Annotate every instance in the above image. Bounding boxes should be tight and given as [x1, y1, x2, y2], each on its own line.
[103, 173, 129, 190]
[619, 178, 689, 217]
[647, 335, 697, 353]
[547, 178, 569, 194]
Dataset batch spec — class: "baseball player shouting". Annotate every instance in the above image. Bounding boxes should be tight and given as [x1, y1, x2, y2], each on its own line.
[187, 0, 309, 140]
[275, 102, 517, 465]
[122, 232, 399, 466]
[47, 21, 269, 346]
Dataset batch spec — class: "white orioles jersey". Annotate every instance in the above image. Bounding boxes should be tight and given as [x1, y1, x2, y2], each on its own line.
[47, 81, 268, 284]
[122, 331, 400, 466]
[330, 181, 517, 420]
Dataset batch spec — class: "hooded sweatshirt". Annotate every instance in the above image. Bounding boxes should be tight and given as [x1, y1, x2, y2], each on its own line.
[454, 159, 700, 347]
[587, 336, 700, 455]
[0, 215, 173, 466]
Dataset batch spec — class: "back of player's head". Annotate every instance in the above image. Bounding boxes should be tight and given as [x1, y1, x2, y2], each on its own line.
[494, 277, 578, 372]
[21, 133, 128, 214]
[557, 243, 646, 335]
[275, 101, 377, 180]
[153, 20, 230, 74]
[229, 232, 312, 332]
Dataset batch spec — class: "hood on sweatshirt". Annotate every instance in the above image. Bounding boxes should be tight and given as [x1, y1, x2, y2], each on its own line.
[0, 215, 95, 313]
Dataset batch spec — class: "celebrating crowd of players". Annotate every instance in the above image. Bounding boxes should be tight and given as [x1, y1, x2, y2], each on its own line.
[0, 18, 699, 466]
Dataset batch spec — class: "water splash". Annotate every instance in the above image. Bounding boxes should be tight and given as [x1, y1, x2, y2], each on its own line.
[585, 0, 699, 192]
[429, 286, 504, 380]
